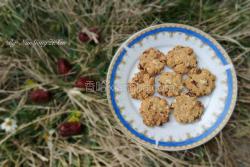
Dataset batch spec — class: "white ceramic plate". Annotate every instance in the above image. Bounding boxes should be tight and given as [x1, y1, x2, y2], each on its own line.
[106, 24, 237, 151]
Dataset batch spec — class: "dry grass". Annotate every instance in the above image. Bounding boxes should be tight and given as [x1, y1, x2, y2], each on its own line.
[0, 0, 250, 166]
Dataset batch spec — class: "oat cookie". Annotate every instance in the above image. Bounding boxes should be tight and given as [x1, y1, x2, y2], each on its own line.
[184, 68, 216, 96]
[158, 72, 183, 97]
[172, 94, 204, 123]
[128, 71, 155, 100]
[166, 46, 197, 74]
[140, 96, 170, 126]
[138, 48, 166, 76]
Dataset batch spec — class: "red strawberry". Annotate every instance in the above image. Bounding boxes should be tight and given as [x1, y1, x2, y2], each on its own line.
[78, 32, 89, 42]
[57, 58, 72, 75]
[74, 77, 96, 91]
[30, 89, 51, 103]
[78, 27, 100, 43]
[58, 122, 82, 137]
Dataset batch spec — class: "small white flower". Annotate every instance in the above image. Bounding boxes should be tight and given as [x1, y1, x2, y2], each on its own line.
[1, 118, 17, 133]
[47, 129, 55, 151]
[48, 129, 55, 135]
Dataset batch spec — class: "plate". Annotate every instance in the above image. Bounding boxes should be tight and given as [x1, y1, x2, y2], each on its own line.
[106, 23, 237, 151]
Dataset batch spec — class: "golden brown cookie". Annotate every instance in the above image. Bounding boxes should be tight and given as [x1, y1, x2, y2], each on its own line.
[166, 46, 197, 74]
[172, 93, 204, 123]
[158, 72, 183, 97]
[128, 71, 155, 100]
[140, 96, 170, 126]
[184, 68, 216, 96]
[138, 48, 166, 76]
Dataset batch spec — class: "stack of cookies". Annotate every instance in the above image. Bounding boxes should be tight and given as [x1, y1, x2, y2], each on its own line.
[128, 46, 216, 127]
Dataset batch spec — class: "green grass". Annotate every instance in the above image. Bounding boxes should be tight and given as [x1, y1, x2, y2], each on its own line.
[0, 0, 250, 166]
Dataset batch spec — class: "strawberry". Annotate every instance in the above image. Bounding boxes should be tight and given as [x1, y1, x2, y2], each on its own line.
[57, 58, 72, 75]
[78, 32, 89, 43]
[78, 27, 100, 43]
[30, 89, 51, 103]
[58, 122, 82, 137]
[74, 77, 96, 91]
